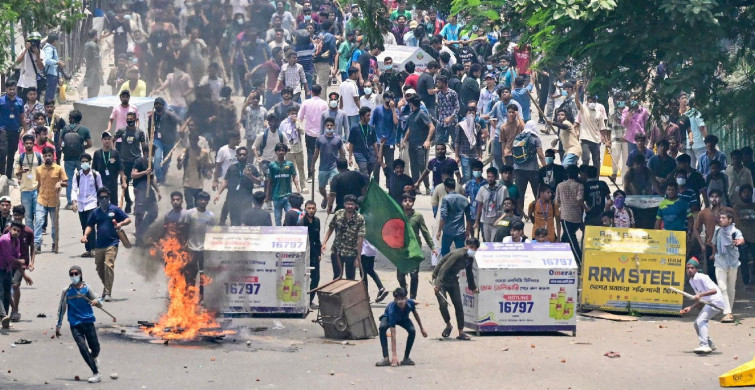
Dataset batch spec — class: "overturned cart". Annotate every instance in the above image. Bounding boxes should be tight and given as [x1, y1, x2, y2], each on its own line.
[311, 264, 377, 339]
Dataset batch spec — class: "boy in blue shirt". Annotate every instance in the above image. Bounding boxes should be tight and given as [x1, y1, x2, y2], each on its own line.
[375, 288, 427, 367]
[56, 265, 104, 383]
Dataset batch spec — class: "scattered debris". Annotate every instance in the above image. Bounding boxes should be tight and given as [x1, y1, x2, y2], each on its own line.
[604, 351, 621, 358]
[329, 370, 335, 376]
[36, 313, 46, 318]
[14, 339, 31, 345]
[110, 373, 119, 380]
[561, 359, 566, 363]
[530, 344, 536, 348]
[210, 357, 216, 362]
[74, 375, 80, 381]
[501, 347, 509, 352]
[246, 341, 252, 347]
[272, 321, 285, 330]
[659, 325, 667, 329]
[581, 311, 638, 322]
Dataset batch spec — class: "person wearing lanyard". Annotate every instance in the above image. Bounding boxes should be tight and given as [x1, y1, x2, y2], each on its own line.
[214, 147, 261, 226]
[0, 80, 25, 179]
[91, 132, 126, 206]
[279, 106, 307, 193]
[347, 107, 378, 176]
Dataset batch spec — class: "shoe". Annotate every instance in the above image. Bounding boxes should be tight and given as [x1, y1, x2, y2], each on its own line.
[1, 315, 10, 329]
[51, 243, 57, 252]
[306, 177, 313, 183]
[442, 324, 453, 338]
[425, 188, 431, 195]
[81, 251, 94, 258]
[709, 340, 717, 351]
[309, 303, 319, 310]
[88, 374, 101, 383]
[42, 229, 47, 235]
[693, 345, 712, 354]
[35, 244, 41, 252]
[375, 358, 391, 367]
[103, 295, 111, 302]
[375, 288, 389, 303]
[64, 204, 73, 210]
[10, 312, 20, 322]
[321, 199, 327, 209]
[302, 188, 310, 194]
[124, 204, 132, 214]
[400, 357, 415, 366]
[721, 314, 734, 323]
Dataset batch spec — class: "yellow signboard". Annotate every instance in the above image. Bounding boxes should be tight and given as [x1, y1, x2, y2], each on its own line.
[580, 226, 685, 315]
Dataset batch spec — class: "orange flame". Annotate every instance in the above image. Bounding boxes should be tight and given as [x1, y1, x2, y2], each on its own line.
[146, 230, 233, 340]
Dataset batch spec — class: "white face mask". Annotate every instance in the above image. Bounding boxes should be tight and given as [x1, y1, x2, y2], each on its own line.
[81, 162, 91, 171]
[466, 249, 476, 257]
[587, 102, 596, 110]
[364, 87, 372, 95]
[329, 100, 338, 109]
[70, 275, 81, 284]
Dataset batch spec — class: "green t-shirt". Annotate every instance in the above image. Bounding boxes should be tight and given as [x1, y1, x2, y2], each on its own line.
[337, 41, 352, 72]
[656, 197, 691, 232]
[269, 160, 296, 200]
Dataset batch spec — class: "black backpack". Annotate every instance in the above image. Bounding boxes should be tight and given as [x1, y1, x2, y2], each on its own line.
[61, 124, 85, 160]
[259, 129, 285, 152]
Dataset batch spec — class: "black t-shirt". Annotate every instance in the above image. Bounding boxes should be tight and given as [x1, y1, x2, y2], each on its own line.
[347, 124, 377, 164]
[224, 163, 259, 204]
[406, 109, 432, 148]
[584, 179, 610, 221]
[113, 128, 146, 163]
[357, 52, 376, 81]
[388, 173, 414, 205]
[283, 209, 303, 226]
[330, 170, 367, 210]
[150, 110, 181, 146]
[427, 157, 458, 188]
[111, 20, 131, 48]
[417, 72, 436, 110]
[242, 207, 273, 226]
[454, 46, 477, 64]
[379, 70, 407, 95]
[538, 165, 567, 192]
[298, 215, 321, 256]
[132, 157, 157, 202]
[92, 148, 123, 186]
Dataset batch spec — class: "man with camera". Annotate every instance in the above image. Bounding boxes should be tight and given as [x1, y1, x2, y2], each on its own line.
[14, 32, 46, 104]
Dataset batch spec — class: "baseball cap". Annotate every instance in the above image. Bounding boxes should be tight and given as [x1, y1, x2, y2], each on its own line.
[409, 21, 418, 29]
[101, 131, 113, 139]
[405, 88, 417, 95]
[0, 196, 11, 204]
[485, 73, 495, 79]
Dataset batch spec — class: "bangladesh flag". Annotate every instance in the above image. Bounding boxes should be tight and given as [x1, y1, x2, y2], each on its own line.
[360, 181, 424, 274]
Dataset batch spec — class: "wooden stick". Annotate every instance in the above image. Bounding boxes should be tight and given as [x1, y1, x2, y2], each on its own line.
[668, 286, 725, 312]
[525, 89, 556, 134]
[54, 199, 60, 254]
[146, 111, 156, 194]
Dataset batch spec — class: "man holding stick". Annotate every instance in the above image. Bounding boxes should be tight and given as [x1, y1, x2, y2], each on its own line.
[679, 257, 725, 354]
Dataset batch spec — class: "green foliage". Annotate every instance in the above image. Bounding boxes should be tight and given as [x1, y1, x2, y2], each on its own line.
[453, 0, 755, 125]
[1, 0, 85, 73]
[352, 0, 392, 49]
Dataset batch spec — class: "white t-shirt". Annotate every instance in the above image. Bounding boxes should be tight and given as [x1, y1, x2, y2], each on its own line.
[688, 272, 725, 307]
[362, 239, 378, 256]
[502, 236, 531, 243]
[18, 50, 44, 89]
[215, 145, 238, 178]
[359, 94, 380, 111]
[577, 103, 608, 144]
[339, 79, 360, 116]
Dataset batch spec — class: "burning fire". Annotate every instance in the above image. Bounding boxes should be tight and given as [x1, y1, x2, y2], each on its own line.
[145, 231, 233, 340]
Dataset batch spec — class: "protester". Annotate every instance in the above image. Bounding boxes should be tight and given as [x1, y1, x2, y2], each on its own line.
[328, 158, 368, 213]
[611, 190, 635, 228]
[473, 167, 509, 242]
[348, 107, 378, 176]
[680, 258, 723, 354]
[502, 220, 529, 243]
[403, 95, 435, 194]
[694, 190, 733, 280]
[582, 165, 611, 226]
[55, 265, 104, 383]
[266, 143, 301, 225]
[298, 85, 329, 182]
[298, 200, 321, 308]
[322, 194, 365, 280]
[710, 209, 744, 323]
[82, 187, 131, 302]
[214, 147, 260, 226]
[242, 191, 273, 227]
[60, 110, 93, 209]
[432, 237, 479, 340]
[15, 135, 43, 226]
[34, 146, 67, 252]
[555, 165, 584, 264]
[437, 178, 471, 256]
[131, 144, 162, 246]
[8, 206, 34, 322]
[493, 198, 523, 242]
[113, 111, 146, 213]
[528, 185, 561, 243]
[375, 288, 427, 367]
[71, 153, 102, 257]
[180, 191, 215, 296]
[311, 117, 346, 208]
[177, 132, 213, 209]
[91, 132, 126, 206]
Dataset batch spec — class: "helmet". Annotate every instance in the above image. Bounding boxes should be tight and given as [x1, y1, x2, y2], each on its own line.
[27, 32, 42, 41]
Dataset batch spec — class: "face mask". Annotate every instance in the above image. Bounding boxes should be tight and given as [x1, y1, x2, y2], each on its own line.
[364, 87, 372, 95]
[587, 102, 596, 110]
[99, 198, 110, 210]
[486, 64, 493, 70]
[329, 101, 338, 109]
[70, 275, 81, 284]
[126, 120, 136, 126]
[614, 196, 624, 209]
[45, 158, 53, 165]
[325, 128, 335, 135]
[237, 18, 244, 24]
[630, 100, 639, 108]
[616, 101, 625, 108]
[562, 90, 568, 97]
[466, 249, 476, 257]
[385, 64, 393, 70]
[661, 115, 669, 123]
[676, 177, 686, 186]
[545, 157, 554, 165]
[472, 171, 482, 178]
[81, 162, 91, 171]
[472, 25, 479, 32]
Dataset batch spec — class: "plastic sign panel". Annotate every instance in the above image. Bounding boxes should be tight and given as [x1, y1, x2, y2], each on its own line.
[204, 226, 309, 315]
[580, 226, 685, 315]
[462, 243, 577, 334]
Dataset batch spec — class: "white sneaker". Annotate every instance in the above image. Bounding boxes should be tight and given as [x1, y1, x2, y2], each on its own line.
[88, 373, 102, 383]
[694, 345, 712, 354]
[709, 341, 717, 351]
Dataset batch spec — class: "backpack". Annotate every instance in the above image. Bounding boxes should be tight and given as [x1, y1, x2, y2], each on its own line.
[74, 169, 101, 188]
[259, 129, 285, 152]
[512, 132, 537, 165]
[18, 152, 43, 167]
[61, 124, 85, 160]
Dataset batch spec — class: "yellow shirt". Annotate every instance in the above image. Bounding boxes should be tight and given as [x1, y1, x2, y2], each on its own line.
[35, 163, 67, 207]
[14, 151, 41, 192]
[118, 80, 147, 97]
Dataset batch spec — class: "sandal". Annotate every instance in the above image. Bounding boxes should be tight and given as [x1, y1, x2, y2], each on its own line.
[441, 324, 453, 338]
[15, 339, 32, 345]
[400, 358, 415, 366]
[375, 358, 391, 367]
[456, 333, 471, 341]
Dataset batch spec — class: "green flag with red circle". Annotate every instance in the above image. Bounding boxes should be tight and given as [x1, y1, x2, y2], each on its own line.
[360, 181, 424, 274]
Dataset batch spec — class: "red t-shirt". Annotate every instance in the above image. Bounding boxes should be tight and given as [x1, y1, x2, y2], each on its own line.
[404, 73, 419, 90]
[514, 46, 531, 75]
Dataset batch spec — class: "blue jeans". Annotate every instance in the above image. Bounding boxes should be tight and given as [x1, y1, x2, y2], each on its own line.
[20, 190, 37, 227]
[152, 139, 174, 183]
[347, 115, 360, 131]
[459, 156, 472, 183]
[562, 153, 579, 167]
[34, 204, 57, 246]
[273, 197, 291, 226]
[440, 232, 466, 257]
[492, 138, 504, 171]
[64, 160, 80, 205]
[45, 74, 59, 102]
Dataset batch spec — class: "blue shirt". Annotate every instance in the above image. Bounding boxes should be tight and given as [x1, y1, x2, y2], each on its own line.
[697, 150, 727, 178]
[0, 94, 24, 132]
[87, 204, 129, 248]
[58, 283, 97, 327]
[440, 23, 460, 42]
[369, 105, 398, 146]
[43, 43, 60, 76]
[626, 148, 655, 167]
[511, 85, 533, 122]
[381, 299, 416, 327]
[440, 192, 470, 236]
[465, 178, 484, 217]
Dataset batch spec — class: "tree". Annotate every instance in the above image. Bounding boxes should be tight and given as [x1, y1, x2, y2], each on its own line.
[1, 0, 85, 74]
[351, 0, 392, 49]
[453, 0, 755, 126]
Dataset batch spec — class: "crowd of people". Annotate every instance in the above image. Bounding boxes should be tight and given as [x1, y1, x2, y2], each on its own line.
[0, 0, 753, 376]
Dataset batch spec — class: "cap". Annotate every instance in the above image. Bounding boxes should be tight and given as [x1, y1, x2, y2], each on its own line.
[485, 73, 495, 79]
[154, 97, 166, 105]
[101, 131, 113, 139]
[0, 196, 10, 204]
[27, 32, 42, 41]
[405, 88, 417, 95]
[686, 257, 701, 269]
[409, 20, 418, 29]
[69, 265, 83, 279]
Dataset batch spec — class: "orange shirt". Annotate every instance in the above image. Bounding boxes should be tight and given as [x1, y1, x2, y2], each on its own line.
[35, 163, 67, 207]
[528, 199, 560, 242]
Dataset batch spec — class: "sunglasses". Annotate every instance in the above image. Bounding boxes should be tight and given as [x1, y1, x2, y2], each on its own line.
[69, 272, 80, 276]
[98, 197, 109, 200]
